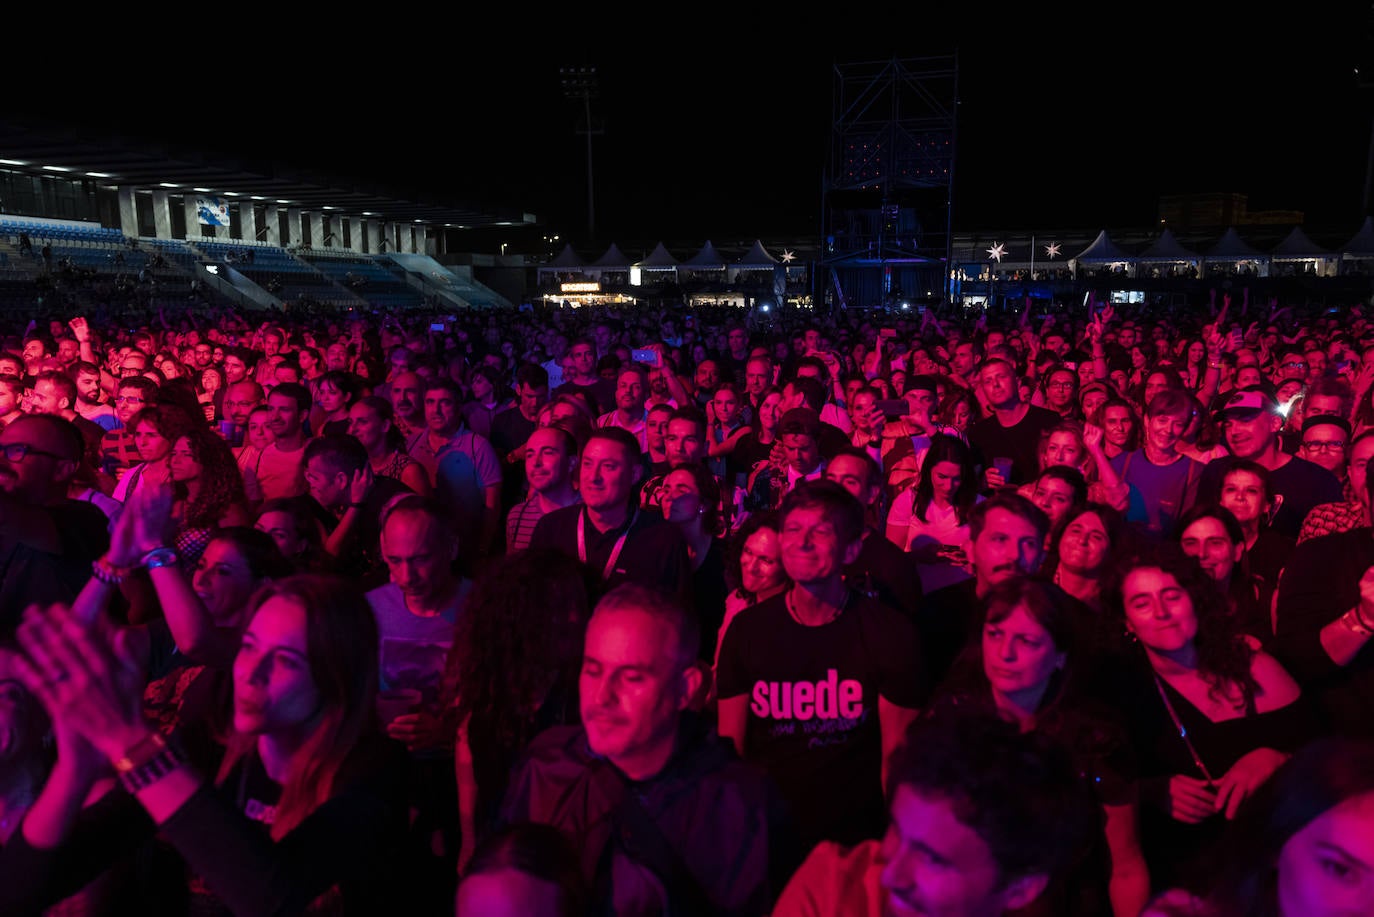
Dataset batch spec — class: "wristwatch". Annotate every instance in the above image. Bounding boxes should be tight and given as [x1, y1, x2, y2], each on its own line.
[141, 547, 179, 570]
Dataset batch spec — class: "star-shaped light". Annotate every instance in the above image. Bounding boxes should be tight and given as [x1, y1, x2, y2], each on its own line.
[1044, 242, 1061, 259]
[781, 249, 795, 263]
[986, 242, 1006, 262]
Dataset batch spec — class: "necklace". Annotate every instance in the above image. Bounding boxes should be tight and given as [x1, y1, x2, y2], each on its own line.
[785, 588, 848, 627]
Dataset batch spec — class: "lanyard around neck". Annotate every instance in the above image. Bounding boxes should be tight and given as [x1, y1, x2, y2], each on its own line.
[578, 508, 637, 581]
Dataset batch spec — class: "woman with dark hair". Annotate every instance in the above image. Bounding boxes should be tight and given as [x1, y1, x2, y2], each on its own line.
[1095, 396, 1142, 460]
[1045, 501, 1131, 615]
[934, 577, 1152, 917]
[660, 463, 728, 662]
[347, 395, 432, 497]
[444, 549, 590, 873]
[718, 509, 790, 662]
[937, 385, 983, 436]
[313, 369, 361, 437]
[1175, 503, 1270, 641]
[885, 433, 982, 593]
[1106, 542, 1313, 894]
[3, 573, 411, 915]
[167, 424, 253, 565]
[112, 403, 199, 506]
[196, 365, 225, 424]
[254, 495, 333, 574]
[456, 822, 587, 917]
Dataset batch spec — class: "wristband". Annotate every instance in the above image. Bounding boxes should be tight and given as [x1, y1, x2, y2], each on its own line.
[117, 734, 188, 794]
[142, 547, 179, 570]
[91, 556, 126, 586]
[1349, 605, 1374, 637]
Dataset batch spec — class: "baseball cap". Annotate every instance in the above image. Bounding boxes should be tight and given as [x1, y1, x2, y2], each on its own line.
[1213, 387, 1280, 420]
[779, 407, 823, 439]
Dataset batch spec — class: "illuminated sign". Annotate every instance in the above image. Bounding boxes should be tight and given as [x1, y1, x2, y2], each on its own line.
[561, 282, 601, 293]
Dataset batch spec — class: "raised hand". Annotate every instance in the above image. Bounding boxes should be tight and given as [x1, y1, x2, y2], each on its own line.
[350, 465, 375, 507]
[68, 316, 90, 342]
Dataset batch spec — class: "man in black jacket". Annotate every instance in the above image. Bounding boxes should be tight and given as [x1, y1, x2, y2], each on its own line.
[499, 582, 797, 916]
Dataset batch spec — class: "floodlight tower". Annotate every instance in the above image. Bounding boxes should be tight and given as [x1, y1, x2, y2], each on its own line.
[561, 66, 601, 239]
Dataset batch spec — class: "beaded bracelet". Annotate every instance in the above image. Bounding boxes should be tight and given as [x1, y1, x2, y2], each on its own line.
[91, 556, 127, 586]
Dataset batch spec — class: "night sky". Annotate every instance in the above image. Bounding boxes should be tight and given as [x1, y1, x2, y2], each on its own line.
[12, 10, 1374, 251]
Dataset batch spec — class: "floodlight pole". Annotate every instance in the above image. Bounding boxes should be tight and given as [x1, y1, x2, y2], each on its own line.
[561, 66, 601, 239]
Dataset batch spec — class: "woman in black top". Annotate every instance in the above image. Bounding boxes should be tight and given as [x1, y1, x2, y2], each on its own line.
[932, 576, 1150, 917]
[1105, 541, 1312, 895]
[2, 573, 411, 916]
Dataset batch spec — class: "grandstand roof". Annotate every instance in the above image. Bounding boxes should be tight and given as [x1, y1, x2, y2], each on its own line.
[0, 118, 533, 231]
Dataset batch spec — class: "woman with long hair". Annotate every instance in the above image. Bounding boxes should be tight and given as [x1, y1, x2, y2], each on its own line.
[660, 463, 728, 662]
[1044, 501, 1131, 615]
[197, 365, 225, 424]
[885, 433, 981, 593]
[5, 573, 410, 914]
[167, 425, 253, 564]
[1174, 503, 1271, 642]
[936, 385, 983, 435]
[443, 549, 590, 873]
[1106, 542, 1313, 895]
[347, 395, 432, 497]
[717, 510, 790, 663]
[1095, 396, 1142, 460]
[933, 577, 1152, 917]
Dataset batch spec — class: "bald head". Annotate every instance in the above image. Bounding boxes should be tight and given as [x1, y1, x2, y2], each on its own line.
[223, 380, 265, 426]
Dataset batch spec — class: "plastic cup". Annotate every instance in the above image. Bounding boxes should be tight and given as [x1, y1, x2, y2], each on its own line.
[992, 457, 1014, 482]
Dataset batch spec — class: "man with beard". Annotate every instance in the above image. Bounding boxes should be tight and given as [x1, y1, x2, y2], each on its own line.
[245, 382, 311, 501]
[72, 361, 117, 431]
[388, 370, 426, 445]
[0, 415, 110, 632]
[915, 493, 1049, 685]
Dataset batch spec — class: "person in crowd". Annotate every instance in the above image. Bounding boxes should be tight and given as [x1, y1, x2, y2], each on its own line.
[444, 548, 590, 873]
[1297, 427, 1374, 542]
[1025, 463, 1089, 537]
[111, 403, 197, 506]
[98, 376, 159, 480]
[504, 422, 581, 554]
[824, 446, 923, 621]
[302, 433, 411, 588]
[311, 369, 362, 438]
[218, 378, 264, 449]
[348, 394, 432, 497]
[745, 406, 828, 512]
[968, 357, 1063, 491]
[242, 382, 312, 502]
[716, 479, 927, 851]
[461, 364, 513, 441]
[1044, 501, 1131, 621]
[499, 582, 796, 915]
[1199, 387, 1344, 540]
[489, 362, 550, 512]
[1110, 388, 1204, 539]
[414, 379, 503, 565]
[552, 338, 615, 416]
[884, 432, 981, 594]
[1107, 541, 1311, 894]
[918, 491, 1050, 685]
[1164, 735, 1374, 917]
[387, 370, 427, 445]
[455, 822, 587, 917]
[660, 462, 729, 664]
[771, 709, 1099, 917]
[1270, 464, 1374, 740]
[1176, 503, 1272, 641]
[1, 575, 414, 915]
[717, 510, 789, 665]
[253, 494, 331, 573]
[929, 576, 1152, 917]
[1216, 459, 1293, 597]
[0, 415, 111, 632]
[166, 423, 253, 564]
[529, 426, 691, 602]
[595, 363, 651, 452]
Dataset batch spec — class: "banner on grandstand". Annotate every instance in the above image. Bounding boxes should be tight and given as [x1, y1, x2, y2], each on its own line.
[196, 196, 230, 227]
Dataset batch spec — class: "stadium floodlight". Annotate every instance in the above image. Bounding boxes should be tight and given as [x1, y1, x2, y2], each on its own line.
[0, 159, 27, 166]
[159, 182, 180, 188]
[42, 165, 74, 172]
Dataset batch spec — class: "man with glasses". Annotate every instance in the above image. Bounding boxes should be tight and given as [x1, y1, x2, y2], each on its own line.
[1199, 386, 1343, 540]
[1298, 415, 1351, 480]
[1298, 428, 1374, 543]
[0, 415, 110, 633]
[98, 377, 159, 481]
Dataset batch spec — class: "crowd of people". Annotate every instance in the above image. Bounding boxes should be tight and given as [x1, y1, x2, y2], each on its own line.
[0, 290, 1372, 916]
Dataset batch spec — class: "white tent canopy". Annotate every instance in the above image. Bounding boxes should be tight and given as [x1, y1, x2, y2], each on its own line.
[1138, 229, 1200, 262]
[681, 240, 726, 269]
[1073, 230, 1135, 263]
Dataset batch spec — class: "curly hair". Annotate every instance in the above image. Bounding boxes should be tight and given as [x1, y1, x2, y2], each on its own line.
[442, 548, 591, 757]
[1106, 539, 1257, 705]
[175, 424, 249, 529]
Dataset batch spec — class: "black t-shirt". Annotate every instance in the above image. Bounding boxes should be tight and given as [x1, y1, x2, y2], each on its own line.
[846, 529, 922, 622]
[1198, 455, 1344, 540]
[967, 404, 1062, 487]
[528, 504, 692, 604]
[915, 577, 982, 688]
[727, 431, 774, 486]
[716, 591, 929, 848]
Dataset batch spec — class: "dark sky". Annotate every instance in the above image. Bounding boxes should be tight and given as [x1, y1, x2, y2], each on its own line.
[15, 11, 1374, 250]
